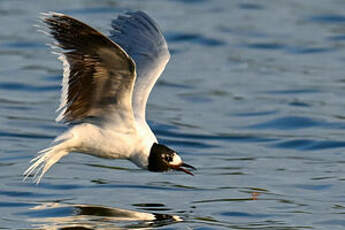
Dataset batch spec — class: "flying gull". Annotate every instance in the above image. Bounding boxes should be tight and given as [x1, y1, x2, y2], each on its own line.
[24, 11, 195, 183]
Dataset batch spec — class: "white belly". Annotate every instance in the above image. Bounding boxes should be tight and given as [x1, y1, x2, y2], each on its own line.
[69, 122, 155, 168]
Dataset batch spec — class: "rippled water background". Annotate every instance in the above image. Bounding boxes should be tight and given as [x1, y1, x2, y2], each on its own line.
[1, 0, 345, 229]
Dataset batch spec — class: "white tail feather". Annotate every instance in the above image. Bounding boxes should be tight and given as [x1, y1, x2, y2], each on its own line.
[24, 133, 73, 183]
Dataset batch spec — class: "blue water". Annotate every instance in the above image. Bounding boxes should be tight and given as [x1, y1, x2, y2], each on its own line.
[1, 0, 345, 229]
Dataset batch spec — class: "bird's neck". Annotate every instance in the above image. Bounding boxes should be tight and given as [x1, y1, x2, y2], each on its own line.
[130, 141, 154, 169]
[130, 125, 157, 169]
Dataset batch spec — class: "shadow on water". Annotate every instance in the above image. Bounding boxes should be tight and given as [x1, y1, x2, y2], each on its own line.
[18, 202, 182, 229]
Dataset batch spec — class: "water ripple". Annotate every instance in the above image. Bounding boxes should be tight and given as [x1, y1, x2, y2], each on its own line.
[61, 7, 123, 15]
[169, 0, 209, 4]
[273, 139, 345, 151]
[160, 139, 216, 149]
[220, 211, 273, 218]
[157, 79, 194, 89]
[244, 42, 335, 55]
[0, 131, 54, 140]
[238, 3, 264, 10]
[328, 35, 345, 41]
[92, 183, 190, 192]
[245, 42, 286, 50]
[248, 116, 321, 130]
[0, 201, 33, 208]
[36, 183, 85, 191]
[315, 219, 345, 228]
[156, 128, 276, 143]
[249, 116, 345, 131]
[294, 184, 332, 191]
[2, 41, 45, 49]
[0, 190, 53, 198]
[309, 14, 345, 24]
[166, 32, 226, 46]
[264, 89, 320, 95]
[287, 46, 335, 54]
[0, 82, 58, 92]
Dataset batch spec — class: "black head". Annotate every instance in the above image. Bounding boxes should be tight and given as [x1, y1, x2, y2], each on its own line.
[148, 143, 196, 175]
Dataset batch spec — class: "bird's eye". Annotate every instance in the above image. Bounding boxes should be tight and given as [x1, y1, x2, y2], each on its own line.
[163, 154, 173, 162]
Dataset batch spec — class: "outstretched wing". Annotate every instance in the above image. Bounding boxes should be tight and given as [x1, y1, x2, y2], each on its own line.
[109, 11, 170, 123]
[43, 12, 136, 125]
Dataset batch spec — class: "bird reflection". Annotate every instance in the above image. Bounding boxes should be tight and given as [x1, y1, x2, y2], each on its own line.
[26, 202, 182, 229]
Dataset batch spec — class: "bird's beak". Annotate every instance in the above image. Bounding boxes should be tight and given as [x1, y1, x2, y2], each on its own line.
[170, 162, 196, 176]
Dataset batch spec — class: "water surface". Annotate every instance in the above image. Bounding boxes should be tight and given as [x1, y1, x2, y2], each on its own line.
[1, 0, 345, 229]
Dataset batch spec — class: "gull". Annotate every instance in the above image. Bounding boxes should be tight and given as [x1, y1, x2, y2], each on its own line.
[24, 11, 195, 183]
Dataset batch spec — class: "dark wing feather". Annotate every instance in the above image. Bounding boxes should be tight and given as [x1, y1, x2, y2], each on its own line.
[43, 12, 136, 124]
